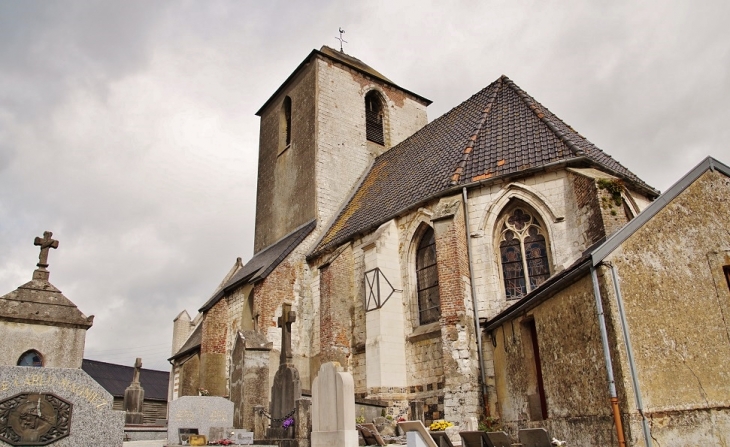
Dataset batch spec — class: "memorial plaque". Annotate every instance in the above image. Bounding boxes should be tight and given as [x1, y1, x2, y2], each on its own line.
[0, 366, 124, 447]
[0, 393, 72, 446]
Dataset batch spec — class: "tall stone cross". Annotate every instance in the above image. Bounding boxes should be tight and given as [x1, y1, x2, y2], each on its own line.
[277, 303, 296, 364]
[132, 358, 142, 384]
[34, 231, 59, 269]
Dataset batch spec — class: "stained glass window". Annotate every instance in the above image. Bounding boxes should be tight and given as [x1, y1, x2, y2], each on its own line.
[498, 207, 551, 300]
[416, 227, 440, 324]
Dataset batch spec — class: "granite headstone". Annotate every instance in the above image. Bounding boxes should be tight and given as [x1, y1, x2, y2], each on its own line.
[0, 366, 124, 447]
[167, 396, 233, 445]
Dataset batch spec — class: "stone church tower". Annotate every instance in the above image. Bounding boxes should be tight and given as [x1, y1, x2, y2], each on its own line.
[253, 46, 430, 251]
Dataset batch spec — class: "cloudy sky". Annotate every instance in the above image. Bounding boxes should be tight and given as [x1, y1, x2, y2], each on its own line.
[1, 1, 728, 371]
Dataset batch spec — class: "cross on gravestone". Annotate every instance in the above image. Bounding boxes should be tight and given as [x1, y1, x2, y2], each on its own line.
[34, 231, 59, 269]
[132, 358, 142, 383]
[277, 304, 296, 364]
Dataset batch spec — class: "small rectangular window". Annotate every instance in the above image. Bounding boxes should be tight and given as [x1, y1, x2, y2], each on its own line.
[724, 265, 730, 292]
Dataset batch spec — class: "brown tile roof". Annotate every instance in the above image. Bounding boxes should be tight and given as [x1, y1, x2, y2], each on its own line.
[312, 75, 657, 256]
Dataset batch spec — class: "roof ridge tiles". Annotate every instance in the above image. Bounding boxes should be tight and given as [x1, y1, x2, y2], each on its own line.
[501, 76, 585, 157]
[450, 77, 504, 185]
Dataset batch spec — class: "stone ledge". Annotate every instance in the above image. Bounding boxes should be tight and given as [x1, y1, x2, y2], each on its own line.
[407, 322, 441, 342]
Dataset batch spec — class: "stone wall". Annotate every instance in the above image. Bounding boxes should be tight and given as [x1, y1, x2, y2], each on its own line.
[491, 274, 618, 446]
[254, 63, 317, 252]
[314, 56, 428, 231]
[201, 298, 228, 396]
[602, 169, 730, 446]
[0, 321, 86, 368]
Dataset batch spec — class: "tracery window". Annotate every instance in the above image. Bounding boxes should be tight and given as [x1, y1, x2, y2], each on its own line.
[365, 90, 385, 145]
[498, 207, 551, 300]
[416, 227, 440, 324]
[17, 350, 43, 367]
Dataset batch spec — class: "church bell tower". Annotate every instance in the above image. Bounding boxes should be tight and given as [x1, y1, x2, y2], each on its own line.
[252, 46, 431, 252]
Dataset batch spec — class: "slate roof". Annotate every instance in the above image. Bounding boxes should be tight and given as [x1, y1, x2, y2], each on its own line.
[256, 46, 430, 116]
[168, 323, 202, 361]
[82, 359, 169, 401]
[199, 220, 316, 312]
[312, 75, 657, 256]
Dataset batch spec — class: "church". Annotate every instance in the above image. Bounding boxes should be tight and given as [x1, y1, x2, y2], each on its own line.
[169, 46, 730, 445]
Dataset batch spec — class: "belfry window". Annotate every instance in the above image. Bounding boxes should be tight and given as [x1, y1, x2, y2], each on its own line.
[365, 90, 384, 145]
[17, 350, 44, 367]
[416, 227, 440, 324]
[498, 207, 551, 300]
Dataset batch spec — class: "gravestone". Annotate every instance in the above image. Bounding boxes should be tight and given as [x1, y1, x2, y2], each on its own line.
[167, 396, 233, 445]
[265, 304, 301, 446]
[0, 366, 124, 447]
[230, 331, 271, 430]
[124, 357, 145, 424]
[311, 362, 357, 447]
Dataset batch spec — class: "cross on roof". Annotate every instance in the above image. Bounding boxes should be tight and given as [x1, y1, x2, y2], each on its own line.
[277, 303, 296, 364]
[132, 358, 142, 383]
[34, 231, 59, 270]
[335, 27, 347, 53]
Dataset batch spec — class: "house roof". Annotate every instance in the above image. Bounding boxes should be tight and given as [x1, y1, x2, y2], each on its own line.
[483, 156, 730, 331]
[312, 75, 657, 256]
[199, 220, 316, 312]
[81, 359, 169, 401]
[256, 46, 431, 116]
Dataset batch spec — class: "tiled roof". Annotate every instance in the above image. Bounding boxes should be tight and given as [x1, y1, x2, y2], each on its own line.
[313, 75, 657, 256]
[199, 220, 316, 312]
[82, 359, 169, 401]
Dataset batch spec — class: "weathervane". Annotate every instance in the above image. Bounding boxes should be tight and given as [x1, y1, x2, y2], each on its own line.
[336, 27, 347, 53]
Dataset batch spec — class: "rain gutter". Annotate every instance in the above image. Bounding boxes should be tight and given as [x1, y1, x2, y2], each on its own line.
[590, 266, 626, 447]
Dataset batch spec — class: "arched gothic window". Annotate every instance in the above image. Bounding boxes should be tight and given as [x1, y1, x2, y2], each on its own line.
[365, 90, 384, 145]
[17, 350, 44, 367]
[497, 207, 551, 300]
[416, 226, 440, 324]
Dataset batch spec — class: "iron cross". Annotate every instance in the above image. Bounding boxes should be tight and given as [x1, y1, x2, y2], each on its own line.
[34, 231, 59, 269]
[277, 303, 296, 364]
[336, 27, 347, 53]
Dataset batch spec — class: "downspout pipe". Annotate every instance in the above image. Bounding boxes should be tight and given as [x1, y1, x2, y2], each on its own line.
[590, 266, 626, 447]
[462, 187, 490, 416]
[606, 262, 653, 447]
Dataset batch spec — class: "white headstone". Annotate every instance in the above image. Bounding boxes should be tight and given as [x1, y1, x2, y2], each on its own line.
[311, 362, 358, 447]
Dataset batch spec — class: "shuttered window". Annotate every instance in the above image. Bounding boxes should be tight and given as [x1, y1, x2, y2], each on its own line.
[365, 91, 384, 145]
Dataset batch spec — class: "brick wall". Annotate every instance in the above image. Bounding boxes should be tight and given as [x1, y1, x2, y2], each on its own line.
[319, 245, 355, 366]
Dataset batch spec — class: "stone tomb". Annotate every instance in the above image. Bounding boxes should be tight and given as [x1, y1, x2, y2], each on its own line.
[167, 396, 233, 445]
[311, 362, 357, 447]
[229, 330, 271, 430]
[0, 366, 124, 447]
